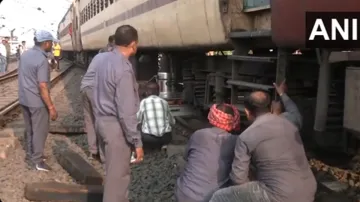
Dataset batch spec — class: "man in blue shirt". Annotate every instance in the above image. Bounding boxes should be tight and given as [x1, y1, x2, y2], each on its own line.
[92, 25, 144, 202]
[18, 30, 58, 172]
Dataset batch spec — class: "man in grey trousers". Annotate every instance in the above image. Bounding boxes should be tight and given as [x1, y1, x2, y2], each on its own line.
[92, 25, 144, 202]
[18, 30, 58, 172]
[81, 58, 102, 161]
[81, 35, 116, 161]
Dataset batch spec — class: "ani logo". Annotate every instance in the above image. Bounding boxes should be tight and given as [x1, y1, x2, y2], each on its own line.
[305, 12, 360, 48]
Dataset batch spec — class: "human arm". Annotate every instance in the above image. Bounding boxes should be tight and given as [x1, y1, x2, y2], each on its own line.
[136, 99, 145, 124]
[280, 93, 303, 129]
[164, 101, 176, 126]
[38, 58, 54, 110]
[229, 137, 251, 185]
[115, 70, 142, 148]
[183, 132, 197, 161]
[273, 79, 302, 129]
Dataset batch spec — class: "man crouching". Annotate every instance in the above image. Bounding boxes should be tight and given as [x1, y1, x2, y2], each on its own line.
[175, 103, 240, 202]
[136, 82, 175, 150]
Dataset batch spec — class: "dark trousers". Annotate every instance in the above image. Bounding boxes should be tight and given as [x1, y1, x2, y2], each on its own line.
[4, 57, 9, 72]
[209, 181, 271, 202]
[81, 88, 100, 156]
[21, 105, 49, 164]
[51, 56, 60, 70]
[141, 132, 172, 149]
[96, 116, 132, 202]
[175, 188, 202, 202]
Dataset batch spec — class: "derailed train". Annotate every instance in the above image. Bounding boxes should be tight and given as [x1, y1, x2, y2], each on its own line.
[58, 0, 360, 152]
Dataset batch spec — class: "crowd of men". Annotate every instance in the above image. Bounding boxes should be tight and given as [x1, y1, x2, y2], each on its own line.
[176, 80, 316, 202]
[16, 25, 317, 202]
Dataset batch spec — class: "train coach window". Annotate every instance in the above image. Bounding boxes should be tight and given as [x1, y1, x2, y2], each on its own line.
[80, 12, 83, 25]
[105, 0, 108, 8]
[100, 0, 104, 11]
[93, 0, 96, 17]
[90, 0, 94, 18]
[109, 0, 113, 5]
[96, 0, 99, 14]
[85, 5, 89, 21]
[83, 9, 86, 23]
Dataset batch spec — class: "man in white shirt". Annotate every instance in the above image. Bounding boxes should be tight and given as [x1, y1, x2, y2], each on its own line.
[20, 41, 27, 55]
[136, 82, 175, 149]
[0, 40, 7, 73]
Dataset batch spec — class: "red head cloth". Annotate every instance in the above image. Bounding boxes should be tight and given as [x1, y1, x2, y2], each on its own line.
[208, 103, 240, 132]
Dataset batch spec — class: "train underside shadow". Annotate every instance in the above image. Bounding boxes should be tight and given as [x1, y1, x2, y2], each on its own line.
[62, 46, 360, 165]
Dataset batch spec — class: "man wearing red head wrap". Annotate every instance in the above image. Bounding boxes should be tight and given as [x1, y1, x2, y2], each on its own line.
[175, 103, 239, 202]
[208, 103, 240, 132]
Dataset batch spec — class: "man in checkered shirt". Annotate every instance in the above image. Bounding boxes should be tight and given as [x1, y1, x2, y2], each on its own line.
[136, 82, 175, 148]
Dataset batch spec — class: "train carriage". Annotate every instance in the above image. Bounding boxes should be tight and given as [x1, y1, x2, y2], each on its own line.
[60, 0, 273, 51]
[58, 5, 73, 52]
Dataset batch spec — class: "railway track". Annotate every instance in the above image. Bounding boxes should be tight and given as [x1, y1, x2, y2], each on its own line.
[0, 60, 74, 129]
[0, 61, 184, 202]
[0, 61, 19, 85]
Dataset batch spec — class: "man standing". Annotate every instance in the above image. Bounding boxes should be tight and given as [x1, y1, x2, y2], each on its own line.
[20, 41, 27, 55]
[52, 41, 61, 71]
[137, 82, 175, 149]
[210, 91, 316, 202]
[98, 35, 115, 53]
[18, 30, 58, 172]
[3, 37, 10, 72]
[93, 25, 144, 202]
[0, 40, 7, 73]
[80, 53, 103, 161]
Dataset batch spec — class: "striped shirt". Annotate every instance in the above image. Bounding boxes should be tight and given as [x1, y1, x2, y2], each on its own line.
[0, 44, 7, 57]
[137, 95, 175, 136]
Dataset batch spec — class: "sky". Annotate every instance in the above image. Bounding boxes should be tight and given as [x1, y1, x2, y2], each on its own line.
[0, 0, 72, 42]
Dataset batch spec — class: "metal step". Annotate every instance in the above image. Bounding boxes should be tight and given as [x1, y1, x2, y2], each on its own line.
[229, 30, 271, 39]
[228, 55, 276, 63]
[234, 104, 245, 112]
[227, 79, 274, 91]
[243, 5, 270, 13]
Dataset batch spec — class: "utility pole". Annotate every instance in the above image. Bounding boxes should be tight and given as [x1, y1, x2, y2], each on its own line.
[10, 28, 15, 39]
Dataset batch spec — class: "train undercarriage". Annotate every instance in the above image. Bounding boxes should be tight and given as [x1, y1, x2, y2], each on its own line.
[62, 30, 360, 156]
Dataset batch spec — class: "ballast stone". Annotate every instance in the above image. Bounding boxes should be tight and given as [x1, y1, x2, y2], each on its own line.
[166, 144, 186, 158]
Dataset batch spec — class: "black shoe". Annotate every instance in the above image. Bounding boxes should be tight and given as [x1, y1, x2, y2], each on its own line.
[35, 161, 52, 172]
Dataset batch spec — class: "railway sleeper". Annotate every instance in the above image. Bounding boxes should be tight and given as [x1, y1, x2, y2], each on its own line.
[24, 182, 103, 202]
[56, 148, 103, 185]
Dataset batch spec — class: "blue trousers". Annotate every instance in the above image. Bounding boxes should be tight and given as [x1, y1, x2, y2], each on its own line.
[0, 55, 7, 73]
[209, 181, 271, 202]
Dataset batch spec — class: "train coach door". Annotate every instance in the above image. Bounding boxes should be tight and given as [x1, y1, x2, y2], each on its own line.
[71, 0, 83, 52]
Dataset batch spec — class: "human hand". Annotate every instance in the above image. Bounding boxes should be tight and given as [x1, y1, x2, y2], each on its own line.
[133, 147, 144, 163]
[273, 79, 287, 96]
[49, 106, 58, 121]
